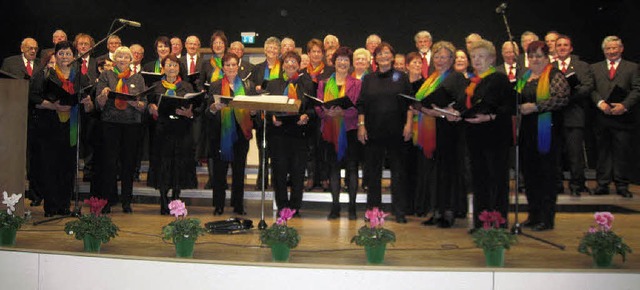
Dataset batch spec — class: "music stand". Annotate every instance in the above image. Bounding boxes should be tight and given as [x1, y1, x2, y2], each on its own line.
[228, 95, 301, 230]
[497, 3, 565, 250]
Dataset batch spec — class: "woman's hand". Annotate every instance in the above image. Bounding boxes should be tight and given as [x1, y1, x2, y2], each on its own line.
[272, 115, 283, 127]
[209, 102, 226, 113]
[357, 125, 368, 145]
[176, 104, 193, 118]
[54, 101, 71, 112]
[128, 100, 145, 111]
[519, 102, 538, 115]
[297, 114, 309, 126]
[326, 106, 343, 117]
[148, 103, 159, 118]
[402, 122, 412, 141]
[96, 87, 110, 107]
[80, 95, 94, 112]
[465, 113, 493, 124]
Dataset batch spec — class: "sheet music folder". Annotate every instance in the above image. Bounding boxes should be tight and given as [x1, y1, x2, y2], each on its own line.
[304, 93, 354, 109]
[157, 91, 206, 117]
[229, 95, 300, 113]
[398, 90, 452, 109]
[45, 78, 78, 106]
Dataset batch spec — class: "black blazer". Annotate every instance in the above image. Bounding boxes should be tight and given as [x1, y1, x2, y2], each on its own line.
[180, 54, 205, 91]
[265, 76, 314, 138]
[552, 55, 594, 128]
[590, 59, 639, 129]
[1, 54, 41, 79]
[206, 78, 257, 146]
[495, 62, 524, 83]
[238, 58, 255, 81]
[250, 60, 282, 92]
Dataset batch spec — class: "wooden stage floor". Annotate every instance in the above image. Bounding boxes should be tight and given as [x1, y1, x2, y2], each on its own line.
[9, 194, 640, 271]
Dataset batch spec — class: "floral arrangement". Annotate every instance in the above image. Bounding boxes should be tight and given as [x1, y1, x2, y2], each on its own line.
[578, 212, 632, 262]
[1, 191, 26, 230]
[472, 211, 516, 250]
[162, 200, 206, 243]
[260, 208, 300, 248]
[351, 208, 396, 247]
[64, 197, 119, 243]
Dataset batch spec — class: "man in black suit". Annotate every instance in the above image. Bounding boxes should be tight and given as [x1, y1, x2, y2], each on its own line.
[170, 36, 184, 59]
[1, 37, 41, 205]
[96, 35, 122, 63]
[229, 41, 255, 81]
[40, 29, 67, 60]
[516, 31, 539, 70]
[496, 41, 522, 83]
[590, 36, 638, 198]
[414, 30, 435, 78]
[553, 35, 594, 196]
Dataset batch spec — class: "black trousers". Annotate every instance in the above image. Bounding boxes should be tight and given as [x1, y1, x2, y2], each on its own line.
[409, 145, 437, 216]
[33, 110, 76, 214]
[100, 122, 142, 206]
[594, 122, 632, 190]
[212, 137, 250, 210]
[324, 131, 360, 207]
[270, 134, 308, 211]
[363, 136, 406, 216]
[562, 126, 587, 190]
[521, 136, 560, 226]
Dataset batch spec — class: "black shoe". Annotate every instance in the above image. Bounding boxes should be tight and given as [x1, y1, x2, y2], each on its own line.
[348, 208, 357, 220]
[213, 207, 224, 216]
[122, 205, 133, 213]
[30, 196, 42, 207]
[101, 204, 111, 214]
[421, 216, 440, 226]
[468, 228, 479, 235]
[395, 216, 408, 224]
[570, 189, 581, 197]
[531, 222, 553, 231]
[521, 219, 536, 228]
[233, 208, 247, 215]
[415, 212, 426, 218]
[593, 186, 610, 195]
[617, 189, 633, 198]
[58, 208, 71, 216]
[205, 179, 212, 189]
[437, 217, 454, 228]
[160, 208, 170, 215]
[293, 211, 302, 218]
[44, 211, 55, 217]
[327, 209, 340, 220]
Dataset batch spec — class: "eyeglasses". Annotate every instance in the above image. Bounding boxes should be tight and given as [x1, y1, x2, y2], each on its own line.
[24, 46, 38, 51]
[284, 59, 298, 64]
[56, 52, 74, 57]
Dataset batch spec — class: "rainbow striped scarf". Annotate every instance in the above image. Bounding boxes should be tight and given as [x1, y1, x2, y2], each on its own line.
[307, 62, 325, 83]
[154, 59, 163, 74]
[54, 65, 78, 146]
[209, 56, 224, 83]
[161, 76, 181, 96]
[283, 73, 299, 100]
[465, 66, 495, 109]
[412, 70, 448, 158]
[321, 74, 348, 160]
[219, 76, 252, 161]
[263, 60, 281, 80]
[113, 66, 131, 110]
[516, 64, 553, 154]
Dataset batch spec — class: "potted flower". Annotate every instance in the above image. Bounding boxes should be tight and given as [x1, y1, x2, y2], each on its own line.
[1, 191, 26, 246]
[578, 212, 632, 268]
[351, 207, 396, 264]
[471, 210, 516, 267]
[64, 197, 119, 252]
[259, 208, 300, 262]
[162, 200, 206, 258]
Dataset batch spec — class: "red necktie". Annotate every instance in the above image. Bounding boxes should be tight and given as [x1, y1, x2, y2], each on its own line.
[507, 64, 515, 81]
[81, 58, 88, 75]
[132, 65, 137, 74]
[25, 60, 32, 76]
[561, 61, 567, 74]
[421, 54, 429, 78]
[609, 61, 616, 80]
[190, 56, 196, 74]
[370, 59, 377, 72]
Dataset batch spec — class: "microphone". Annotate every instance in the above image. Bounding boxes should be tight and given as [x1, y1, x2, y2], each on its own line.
[117, 18, 142, 27]
[495, 2, 508, 13]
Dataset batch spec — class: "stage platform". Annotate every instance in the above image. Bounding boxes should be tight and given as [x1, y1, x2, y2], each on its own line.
[3, 166, 640, 289]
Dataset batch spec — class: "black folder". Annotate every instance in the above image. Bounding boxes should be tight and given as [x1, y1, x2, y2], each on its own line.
[606, 85, 627, 105]
[108, 85, 156, 102]
[186, 71, 200, 87]
[45, 78, 78, 106]
[564, 72, 579, 88]
[304, 93, 354, 109]
[140, 71, 163, 86]
[213, 94, 234, 105]
[157, 91, 206, 118]
[398, 88, 453, 109]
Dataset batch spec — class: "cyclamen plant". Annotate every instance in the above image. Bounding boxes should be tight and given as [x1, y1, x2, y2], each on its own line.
[472, 211, 516, 250]
[578, 212, 632, 262]
[351, 207, 396, 247]
[260, 208, 300, 248]
[162, 200, 206, 242]
[0, 191, 26, 230]
[64, 197, 119, 243]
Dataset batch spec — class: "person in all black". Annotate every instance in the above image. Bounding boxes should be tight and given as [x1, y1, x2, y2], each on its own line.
[28, 41, 93, 217]
[266, 51, 313, 216]
[207, 52, 257, 216]
[356, 42, 412, 223]
[516, 41, 569, 231]
[146, 54, 198, 215]
[462, 40, 515, 232]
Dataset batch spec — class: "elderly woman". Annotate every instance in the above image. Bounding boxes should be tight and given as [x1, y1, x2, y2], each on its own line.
[352, 48, 371, 80]
[29, 41, 93, 217]
[207, 52, 257, 216]
[517, 41, 569, 231]
[266, 51, 313, 216]
[356, 42, 412, 223]
[413, 41, 467, 228]
[315, 47, 362, 220]
[146, 54, 198, 215]
[96, 46, 147, 213]
[462, 40, 515, 232]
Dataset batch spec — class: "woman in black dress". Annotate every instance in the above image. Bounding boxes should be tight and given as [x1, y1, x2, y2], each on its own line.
[516, 41, 569, 231]
[147, 54, 198, 215]
[207, 52, 256, 215]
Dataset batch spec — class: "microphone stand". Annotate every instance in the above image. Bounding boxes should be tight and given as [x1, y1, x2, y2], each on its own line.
[498, 5, 565, 250]
[69, 21, 130, 66]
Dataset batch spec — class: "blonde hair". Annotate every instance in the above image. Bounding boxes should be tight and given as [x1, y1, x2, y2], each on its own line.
[353, 47, 371, 63]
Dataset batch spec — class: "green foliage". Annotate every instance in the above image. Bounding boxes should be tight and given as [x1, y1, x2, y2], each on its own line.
[350, 226, 396, 247]
[472, 228, 517, 250]
[260, 224, 300, 248]
[162, 218, 206, 243]
[0, 212, 26, 231]
[578, 230, 632, 262]
[64, 214, 119, 243]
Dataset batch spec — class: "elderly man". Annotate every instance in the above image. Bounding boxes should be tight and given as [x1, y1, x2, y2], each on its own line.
[365, 34, 381, 72]
[516, 31, 539, 68]
[40, 29, 67, 59]
[229, 40, 254, 80]
[129, 44, 144, 74]
[545, 31, 560, 63]
[96, 35, 122, 63]
[414, 30, 434, 78]
[170, 36, 184, 58]
[590, 36, 638, 198]
[496, 41, 520, 82]
[464, 33, 482, 52]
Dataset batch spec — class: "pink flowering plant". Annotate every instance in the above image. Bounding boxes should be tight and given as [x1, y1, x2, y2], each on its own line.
[578, 212, 632, 262]
[260, 208, 300, 248]
[472, 211, 516, 250]
[161, 200, 206, 243]
[351, 207, 396, 247]
[1, 191, 26, 231]
[64, 197, 119, 243]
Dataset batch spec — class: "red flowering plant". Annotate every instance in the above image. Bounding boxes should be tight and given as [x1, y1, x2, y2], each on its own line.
[578, 212, 632, 262]
[351, 207, 396, 247]
[161, 200, 206, 244]
[472, 211, 516, 250]
[260, 208, 300, 248]
[64, 197, 119, 243]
